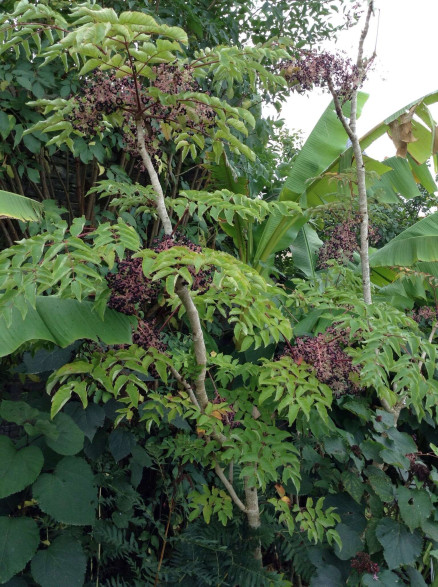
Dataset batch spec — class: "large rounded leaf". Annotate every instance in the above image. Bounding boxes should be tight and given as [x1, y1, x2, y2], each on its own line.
[32, 456, 96, 525]
[45, 413, 84, 456]
[31, 535, 86, 587]
[0, 436, 44, 499]
[0, 517, 39, 583]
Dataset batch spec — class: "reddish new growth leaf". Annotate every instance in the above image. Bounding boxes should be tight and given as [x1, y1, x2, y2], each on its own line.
[284, 326, 361, 397]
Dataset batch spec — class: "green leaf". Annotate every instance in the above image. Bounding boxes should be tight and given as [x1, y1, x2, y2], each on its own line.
[341, 470, 364, 504]
[405, 567, 428, 587]
[0, 436, 44, 498]
[421, 519, 438, 541]
[333, 523, 363, 560]
[280, 94, 368, 201]
[397, 486, 432, 532]
[0, 517, 39, 583]
[365, 466, 395, 502]
[31, 535, 86, 587]
[289, 225, 323, 279]
[23, 133, 41, 154]
[0, 400, 40, 425]
[45, 413, 84, 456]
[370, 211, 438, 268]
[362, 570, 404, 586]
[32, 456, 96, 525]
[0, 297, 133, 357]
[376, 518, 422, 570]
[108, 429, 135, 461]
[63, 403, 105, 442]
[0, 190, 43, 221]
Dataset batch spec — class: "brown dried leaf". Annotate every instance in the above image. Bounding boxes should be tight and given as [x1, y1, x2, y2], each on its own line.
[388, 104, 418, 158]
[433, 125, 438, 155]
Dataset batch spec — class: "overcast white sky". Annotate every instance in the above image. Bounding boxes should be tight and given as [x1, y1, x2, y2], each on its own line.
[279, 0, 438, 159]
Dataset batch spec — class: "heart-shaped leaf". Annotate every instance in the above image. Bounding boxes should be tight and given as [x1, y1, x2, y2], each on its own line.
[32, 456, 96, 525]
[0, 436, 44, 498]
[0, 517, 39, 583]
[31, 535, 86, 587]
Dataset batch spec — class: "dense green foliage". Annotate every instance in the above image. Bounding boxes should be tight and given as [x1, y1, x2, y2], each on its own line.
[1, 1, 438, 586]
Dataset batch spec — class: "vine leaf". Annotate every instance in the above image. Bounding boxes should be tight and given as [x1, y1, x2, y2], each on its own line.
[341, 470, 364, 504]
[0, 517, 39, 583]
[44, 412, 84, 456]
[0, 436, 44, 498]
[32, 456, 97, 525]
[397, 487, 432, 532]
[31, 535, 87, 587]
[376, 519, 422, 569]
[333, 523, 363, 560]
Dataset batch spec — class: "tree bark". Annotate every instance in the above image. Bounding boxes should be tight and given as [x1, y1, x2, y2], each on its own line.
[328, 1, 374, 305]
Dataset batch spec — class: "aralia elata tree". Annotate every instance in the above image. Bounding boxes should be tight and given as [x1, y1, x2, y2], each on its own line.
[3, 1, 438, 584]
[0, 0, 340, 550]
[281, 0, 376, 304]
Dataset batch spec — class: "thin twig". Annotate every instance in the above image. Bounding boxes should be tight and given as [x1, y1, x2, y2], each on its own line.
[214, 462, 248, 513]
[169, 365, 201, 410]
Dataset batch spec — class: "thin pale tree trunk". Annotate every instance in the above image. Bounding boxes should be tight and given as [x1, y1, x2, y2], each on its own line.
[328, 1, 374, 305]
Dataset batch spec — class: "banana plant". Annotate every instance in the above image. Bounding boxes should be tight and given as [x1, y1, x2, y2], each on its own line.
[211, 90, 438, 278]
[0, 190, 43, 222]
[368, 212, 438, 309]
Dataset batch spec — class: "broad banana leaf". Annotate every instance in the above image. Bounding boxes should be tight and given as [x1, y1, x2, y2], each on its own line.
[0, 190, 43, 221]
[0, 296, 134, 357]
[369, 212, 438, 268]
[375, 262, 438, 310]
[252, 94, 369, 272]
[209, 153, 248, 194]
[289, 225, 322, 279]
[253, 90, 438, 275]
[280, 94, 369, 202]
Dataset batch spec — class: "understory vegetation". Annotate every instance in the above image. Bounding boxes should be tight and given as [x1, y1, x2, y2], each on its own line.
[1, 1, 438, 586]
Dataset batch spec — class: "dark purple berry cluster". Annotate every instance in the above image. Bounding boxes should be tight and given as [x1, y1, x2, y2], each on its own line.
[106, 255, 158, 315]
[351, 552, 379, 578]
[132, 319, 167, 354]
[406, 453, 430, 482]
[280, 50, 363, 102]
[411, 306, 437, 324]
[70, 64, 215, 163]
[318, 219, 380, 269]
[212, 392, 240, 429]
[284, 326, 360, 396]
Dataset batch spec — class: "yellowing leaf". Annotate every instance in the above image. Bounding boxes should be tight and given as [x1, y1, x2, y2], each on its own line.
[388, 105, 418, 158]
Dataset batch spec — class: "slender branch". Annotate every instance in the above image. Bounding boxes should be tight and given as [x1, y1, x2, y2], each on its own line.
[355, 1, 374, 70]
[174, 277, 208, 410]
[327, 1, 374, 305]
[169, 365, 201, 410]
[418, 320, 438, 373]
[136, 120, 173, 235]
[214, 462, 248, 513]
